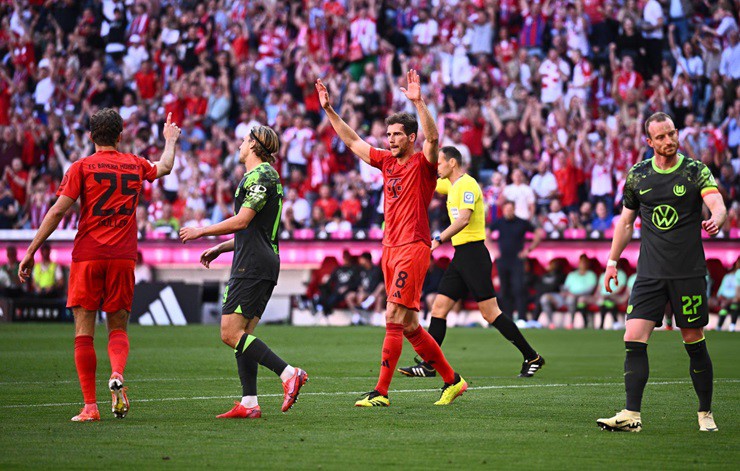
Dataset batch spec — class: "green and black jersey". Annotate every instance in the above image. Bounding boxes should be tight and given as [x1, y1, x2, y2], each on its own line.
[232, 162, 283, 283]
[623, 153, 719, 279]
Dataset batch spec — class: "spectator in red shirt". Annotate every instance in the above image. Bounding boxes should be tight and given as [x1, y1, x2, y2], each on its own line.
[314, 184, 340, 221]
[4, 158, 29, 207]
[184, 80, 208, 124]
[0, 67, 13, 126]
[134, 60, 158, 102]
[341, 189, 362, 225]
[553, 150, 579, 213]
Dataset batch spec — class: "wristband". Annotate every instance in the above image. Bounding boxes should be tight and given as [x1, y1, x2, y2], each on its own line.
[434, 235, 442, 243]
[606, 259, 617, 268]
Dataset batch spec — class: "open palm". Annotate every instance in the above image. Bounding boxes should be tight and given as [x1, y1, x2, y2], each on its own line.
[315, 78, 331, 109]
[400, 69, 422, 102]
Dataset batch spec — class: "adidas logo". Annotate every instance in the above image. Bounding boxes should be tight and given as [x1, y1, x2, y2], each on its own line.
[138, 286, 188, 326]
[392, 290, 401, 298]
[381, 360, 390, 368]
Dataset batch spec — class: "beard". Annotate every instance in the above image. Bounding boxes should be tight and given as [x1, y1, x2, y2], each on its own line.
[661, 143, 678, 158]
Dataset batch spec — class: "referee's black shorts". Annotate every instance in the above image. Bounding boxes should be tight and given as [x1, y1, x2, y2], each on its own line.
[437, 240, 496, 302]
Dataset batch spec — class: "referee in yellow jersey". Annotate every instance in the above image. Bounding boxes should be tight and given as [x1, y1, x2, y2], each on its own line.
[398, 147, 545, 378]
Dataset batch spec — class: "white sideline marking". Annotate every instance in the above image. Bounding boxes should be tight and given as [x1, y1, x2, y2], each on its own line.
[0, 375, 726, 386]
[2, 379, 738, 409]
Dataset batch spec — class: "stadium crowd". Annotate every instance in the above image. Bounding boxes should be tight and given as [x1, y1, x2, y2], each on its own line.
[0, 0, 739, 240]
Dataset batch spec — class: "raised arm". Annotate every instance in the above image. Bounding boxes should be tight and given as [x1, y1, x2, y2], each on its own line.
[604, 207, 637, 293]
[400, 69, 439, 164]
[316, 78, 372, 165]
[155, 113, 181, 178]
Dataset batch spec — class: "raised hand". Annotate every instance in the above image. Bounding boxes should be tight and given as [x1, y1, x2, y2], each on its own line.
[162, 112, 181, 142]
[315, 78, 331, 110]
[400, 69, 422, 102]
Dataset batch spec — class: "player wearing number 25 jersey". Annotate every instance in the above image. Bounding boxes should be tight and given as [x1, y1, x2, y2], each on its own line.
[18, 108, 181, 422]
[318, 71, 467, 408]
[58, 151, 158, 311]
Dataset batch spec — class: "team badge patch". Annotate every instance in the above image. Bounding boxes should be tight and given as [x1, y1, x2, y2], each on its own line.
[463, 191, 474, 204]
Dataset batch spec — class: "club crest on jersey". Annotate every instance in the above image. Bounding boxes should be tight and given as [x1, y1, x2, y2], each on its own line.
[463, 191, 474, 204]
[652, 204, 678, 230]
[673, 184, 686, 197]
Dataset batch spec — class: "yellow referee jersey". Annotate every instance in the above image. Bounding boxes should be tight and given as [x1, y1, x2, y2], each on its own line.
[436, 174, 486, 246]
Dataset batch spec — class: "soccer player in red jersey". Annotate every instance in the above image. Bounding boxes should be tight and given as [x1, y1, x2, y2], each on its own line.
[316, 71, 467, 407]
[18, 109, 181, 421]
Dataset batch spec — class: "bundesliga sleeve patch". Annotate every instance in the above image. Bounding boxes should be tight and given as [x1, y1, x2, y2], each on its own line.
[463, 191, 474, 204]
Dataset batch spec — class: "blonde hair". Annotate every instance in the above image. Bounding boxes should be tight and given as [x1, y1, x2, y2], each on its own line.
[251, 126, 280, 163]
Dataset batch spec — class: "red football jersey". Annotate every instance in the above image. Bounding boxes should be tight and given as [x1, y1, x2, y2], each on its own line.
[57, 150, 158, 262]
[369, 148, 437, 247]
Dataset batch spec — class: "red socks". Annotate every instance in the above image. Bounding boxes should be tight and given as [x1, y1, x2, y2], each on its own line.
[108, 329, 130, 376]
[405, 325, 456, 384]
[375, 323, 404, 396]
[74, 335, 97, 405]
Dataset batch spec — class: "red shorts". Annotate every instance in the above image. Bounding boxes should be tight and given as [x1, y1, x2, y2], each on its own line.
[67, 259, 136, 312]
[382, 241, 431, 311]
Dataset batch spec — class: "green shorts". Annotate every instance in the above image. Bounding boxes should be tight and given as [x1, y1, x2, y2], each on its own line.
[627, 276, 708, 328]
[222, 278, 276, 319]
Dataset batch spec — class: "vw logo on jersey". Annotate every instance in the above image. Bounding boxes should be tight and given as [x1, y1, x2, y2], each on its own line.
[652, 204, 679, 230]
[673, 184, 686, 197]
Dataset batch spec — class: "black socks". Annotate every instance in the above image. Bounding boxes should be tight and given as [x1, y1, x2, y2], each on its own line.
[685, 338, 713, 412]
[234, 333, 289, 397]
[492, 314, 538, 361]
[428, 317, 447, 346]
[624, 341, 649, 412]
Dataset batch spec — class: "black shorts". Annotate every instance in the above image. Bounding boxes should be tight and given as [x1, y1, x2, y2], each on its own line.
[222, 277, 276, 319]
[437, 240, 496, 303]
[627, 276, 708, 328]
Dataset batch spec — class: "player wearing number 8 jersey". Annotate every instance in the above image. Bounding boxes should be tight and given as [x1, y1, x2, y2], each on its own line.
[18, 108, 181, 422]
[597, 112, 726, 433]
[317, 71, 467, 407]
[398, 147, 544, 379]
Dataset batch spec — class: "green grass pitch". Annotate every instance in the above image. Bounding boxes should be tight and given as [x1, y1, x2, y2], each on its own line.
[1, 325, 738, 469]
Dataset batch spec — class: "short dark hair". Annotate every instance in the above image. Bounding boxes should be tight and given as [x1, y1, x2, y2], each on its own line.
[440, 146, 463, 166]
[502, 200, 515, 208]
[90, 108, 123, 146]
[385, 112, 418, 137]
[644, 112, 673, 139]
[360, 252, 372, 262]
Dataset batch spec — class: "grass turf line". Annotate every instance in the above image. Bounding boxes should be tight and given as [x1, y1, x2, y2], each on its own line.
[1, 325, 737, 470]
